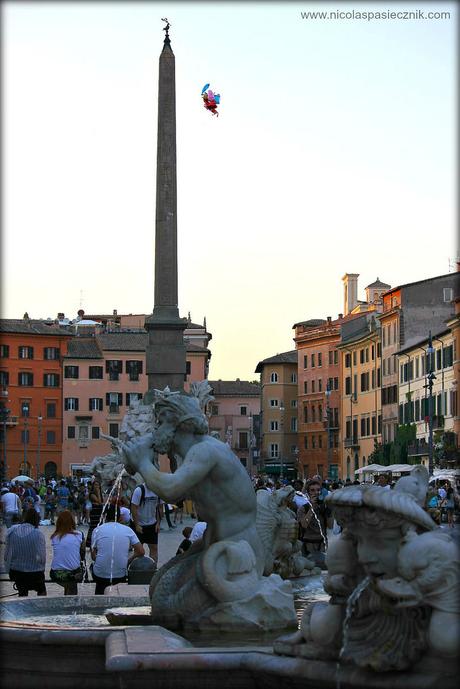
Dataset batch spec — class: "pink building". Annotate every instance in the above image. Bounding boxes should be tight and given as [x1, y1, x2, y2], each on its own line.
[62, 320, 211, 475]
[207, 380, 261, 476]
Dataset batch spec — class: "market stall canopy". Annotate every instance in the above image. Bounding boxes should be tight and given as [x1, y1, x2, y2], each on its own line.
[355, 464, 387, 475]
[11, 475, 32, 483]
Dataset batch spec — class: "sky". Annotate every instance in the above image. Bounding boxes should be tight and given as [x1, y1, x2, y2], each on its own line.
[2, 1, 458, 381]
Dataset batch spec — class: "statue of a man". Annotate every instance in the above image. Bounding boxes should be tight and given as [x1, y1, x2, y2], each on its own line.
[120, 389, 265, 573]
[118, 388, 295, 631]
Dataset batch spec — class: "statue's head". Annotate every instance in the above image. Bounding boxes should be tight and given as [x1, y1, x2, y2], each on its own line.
[152, 387, 209, 454]
[327, 468, 436, 579]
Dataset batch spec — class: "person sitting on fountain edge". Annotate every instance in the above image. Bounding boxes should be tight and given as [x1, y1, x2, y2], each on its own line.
[91, 504, 144, 595]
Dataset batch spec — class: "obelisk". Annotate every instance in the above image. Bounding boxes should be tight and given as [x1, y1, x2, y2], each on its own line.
[145, 20, 187, 398]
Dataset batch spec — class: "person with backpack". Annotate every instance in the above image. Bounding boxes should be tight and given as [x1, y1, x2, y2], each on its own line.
[49, 510, 86, 595]
[22, 480, 41, 516]
[130, 482, 163, 564]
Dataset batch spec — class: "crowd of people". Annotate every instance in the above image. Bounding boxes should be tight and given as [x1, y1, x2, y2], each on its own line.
[0, 469, 457, 598]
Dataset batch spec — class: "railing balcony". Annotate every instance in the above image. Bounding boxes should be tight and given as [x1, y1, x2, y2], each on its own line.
[407, 439, 428, 457]
[344, 437, 360, 449]
[108, 404, 120, 415]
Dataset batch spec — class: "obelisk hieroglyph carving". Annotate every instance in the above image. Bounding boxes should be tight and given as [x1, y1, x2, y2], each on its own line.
[145, 20, 188, 398]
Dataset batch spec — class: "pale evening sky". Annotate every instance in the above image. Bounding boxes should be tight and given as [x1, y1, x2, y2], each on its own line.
[2, 1, 457, 381]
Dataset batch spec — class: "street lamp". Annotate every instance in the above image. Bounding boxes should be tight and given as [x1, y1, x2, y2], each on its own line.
[426, 332, 436, 477]
[279, 403, 285, 480]
[22, 402, 29, 475]
[36, 415, 42, 480]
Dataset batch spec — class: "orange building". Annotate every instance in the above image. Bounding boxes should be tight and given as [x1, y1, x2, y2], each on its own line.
[0, 317, 72, 479]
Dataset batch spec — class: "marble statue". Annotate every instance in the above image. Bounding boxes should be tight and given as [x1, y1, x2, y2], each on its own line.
[120, 384, 297, 632]
[274, 465, 460, 671]
[256, 486, 318, 579]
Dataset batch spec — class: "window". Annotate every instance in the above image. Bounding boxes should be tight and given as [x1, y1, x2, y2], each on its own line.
[0, 371, 9, 386]
[106, 392, 123, 412]
[186, 361, 191, 376]
[67, 426, 76, 439]
[92, 426, 100, 439]
[89, 398, 103, 411]
[19, 346, 34, 359]
[290, 417, 297, 431]
[44, 373, 59, 387]
[304, 435, 308, 449]
[318, 404, 323, 421]
[334, 377, 339, 390]
[46, 403, 56, 418]
[240, 406, 247, 416]
[328, 377, 333, 391]
[270, 420, 279, 431]
[318, 353, 322, 367]
[436, 349, 442, 371]
[318, 379, 322, 392]
[21, 430, 30, 443]
[303, 355, 308, 368]
[415, 399, 420, 421]
[312, 435, 316, 448]
[371, 344, 375, 361]
[109, 423, 119, 438]
[443, 287, 453, 302]
[443, 345, 453, 368]
[345, 353, 351, 368]
[311, 406, 316, 422]
[345, 377, 351, 395]
[353, 351, 357, 366]
[126, 393, 143, 407]
[334, 351, 338, 365]
[291, 373, 297, 383]
[270, 443, 279, 458]
[46, 431, 56, 444]
[318, 435, 322, 448]
[65, 398, 79, 411]
[311, 380, 316, 393]
[371, 370, 375, 389]
[210, 404, 219, 416]
[377, 342, 381, 358]
[64, 365, 79, 379]
[291, 399, 297, 408]
[270, 372, 278, 383]
[18, 372, 33, 386]
[239, 432, 248, 449]
[21, 401, 30, 417]
[304, 406, 308, 423]
[328, 351, 333, 365]
[365, 348, 369, 363]
[44, 347, 60, 360]
[371, 416, 376, 435]
[303, 381, 308, 394]
[311, 354, 315, 368]
[126, 360, 143, 381]
[0, 345, 9, 358]
[270, 399, 279, 407]
[346, 420, 351, 439]
[360, 349, 365, 364]
[106, 360, 122, 381]
[89, 366, 103, 379]
[360, 372, 369, 392]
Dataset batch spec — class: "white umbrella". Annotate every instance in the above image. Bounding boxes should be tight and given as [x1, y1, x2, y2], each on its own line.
[11, 475, 32, 483]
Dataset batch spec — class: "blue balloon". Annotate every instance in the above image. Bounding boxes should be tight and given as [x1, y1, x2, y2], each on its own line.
[201, 83, 210, 94]
[214, 94, 220, 104]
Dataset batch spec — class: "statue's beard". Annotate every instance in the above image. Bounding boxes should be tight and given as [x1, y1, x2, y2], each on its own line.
[152, 424, 176, 455]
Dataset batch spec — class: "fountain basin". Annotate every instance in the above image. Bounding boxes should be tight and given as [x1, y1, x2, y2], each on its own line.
[0, 581, 456, 689]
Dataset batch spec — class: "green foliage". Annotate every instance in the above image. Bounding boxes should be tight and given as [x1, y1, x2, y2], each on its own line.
[368, 425, 417, 466]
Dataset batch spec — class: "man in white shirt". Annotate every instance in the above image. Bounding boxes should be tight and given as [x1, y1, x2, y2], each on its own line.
[130, 483, 163, 563]
[1, 488, 22, 528]
[190, 521, 207, 542]
[291, 480, 308, 509]
[91, 504, 143, 595]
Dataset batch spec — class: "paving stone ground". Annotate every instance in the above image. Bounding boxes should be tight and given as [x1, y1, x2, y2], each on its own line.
[0, 512, 196, 599]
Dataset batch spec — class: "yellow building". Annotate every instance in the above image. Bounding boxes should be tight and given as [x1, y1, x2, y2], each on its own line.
[338, 314, 382, 480]
[399, 328, 456, 467]
[255, 351, 298, 479]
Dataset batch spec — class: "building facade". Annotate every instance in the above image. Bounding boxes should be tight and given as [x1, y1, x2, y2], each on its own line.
[399, 328, 457, 467]
[379, 272, 458, 446]
[207, 380, 261, 475]
[0, 318, 72, 479]
[255, 351, 298, 479]
[338, 314, 382, 480]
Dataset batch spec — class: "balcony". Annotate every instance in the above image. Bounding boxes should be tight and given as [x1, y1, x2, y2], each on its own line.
[408, 439, 428, 457]
[108, 404, 120, 415]
[344, 437, 360, 449]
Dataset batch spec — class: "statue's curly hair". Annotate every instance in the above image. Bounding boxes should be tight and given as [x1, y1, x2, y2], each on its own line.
[154, 388, 208, 435]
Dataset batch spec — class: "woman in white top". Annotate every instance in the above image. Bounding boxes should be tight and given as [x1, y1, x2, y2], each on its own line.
[50, 510, 85, 595]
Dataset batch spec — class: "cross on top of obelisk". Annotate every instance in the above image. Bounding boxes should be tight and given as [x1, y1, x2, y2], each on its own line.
[161, 17, 171, 45]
